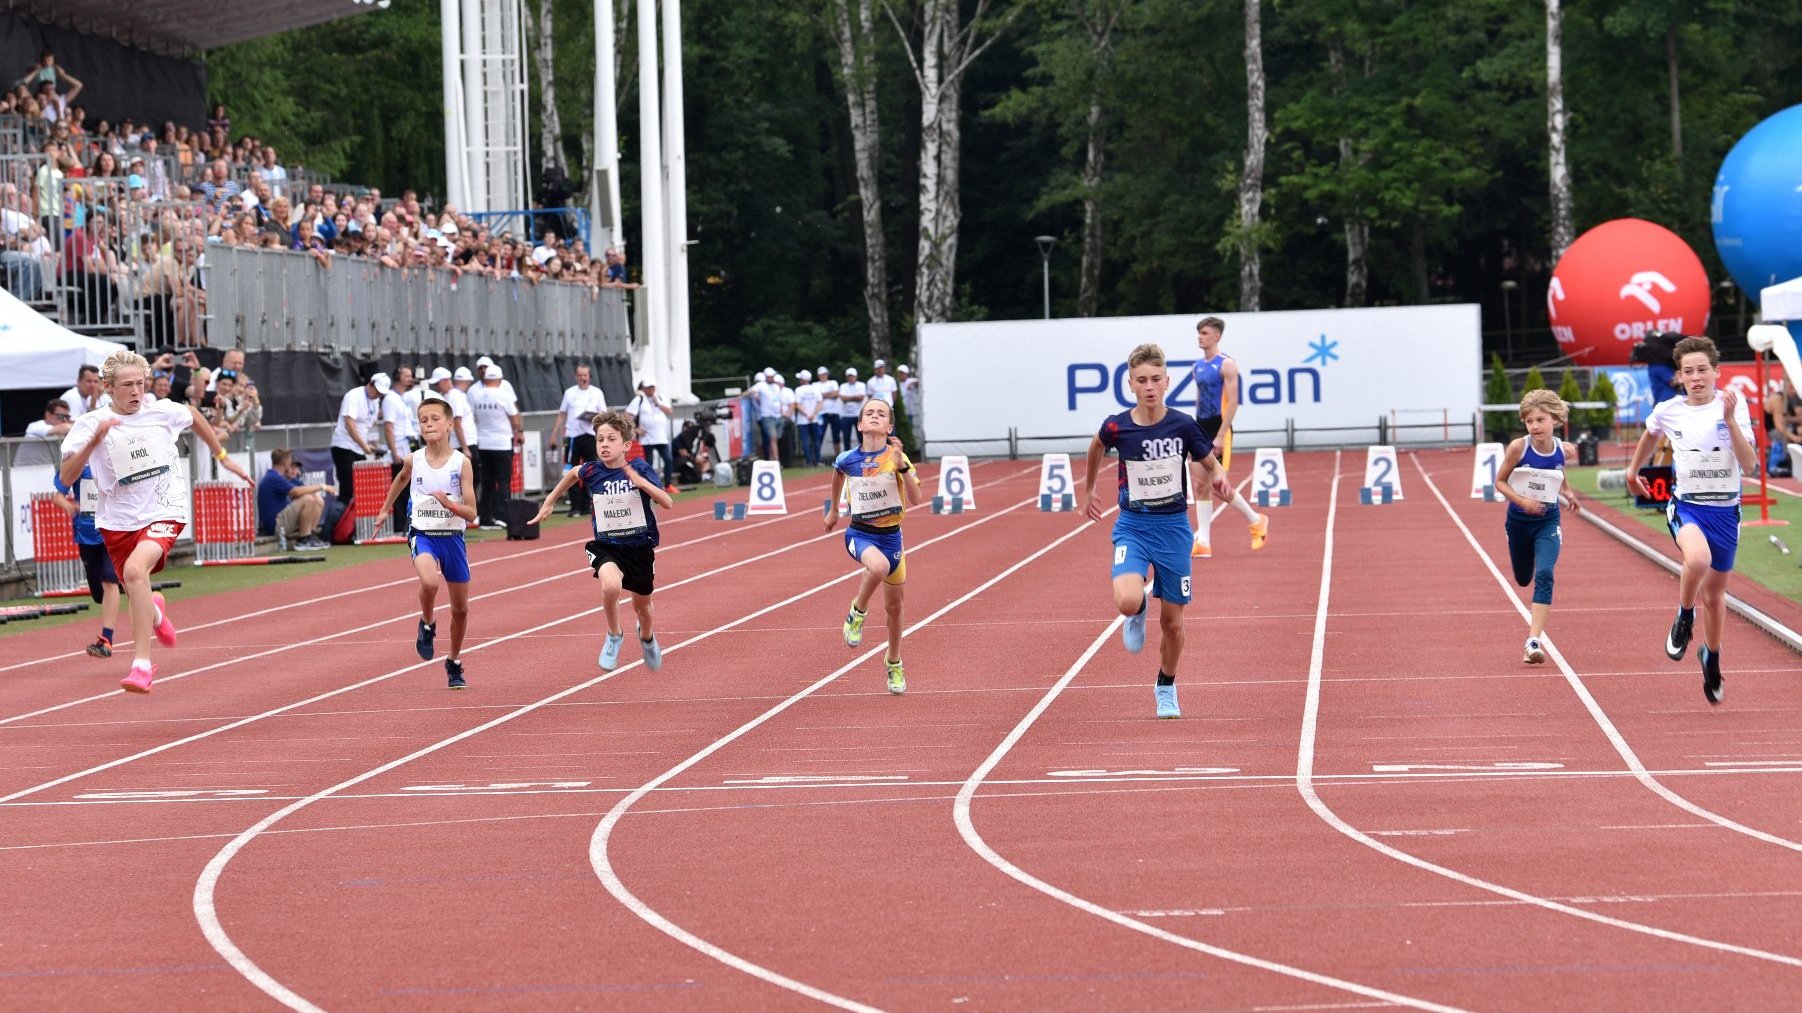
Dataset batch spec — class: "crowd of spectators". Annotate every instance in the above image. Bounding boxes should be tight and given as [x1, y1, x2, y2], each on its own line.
[1, 52, 637, 347]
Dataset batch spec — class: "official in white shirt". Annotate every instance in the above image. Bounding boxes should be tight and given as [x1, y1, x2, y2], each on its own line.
[812, 365, 842, 456]
[836, 366, 867, 457]
[752, 367, 785, 461]
[865, 358, 899, 406]
[898, 363, 922, 434]
[383, 366, 420, 524]
[627, 377, 677, 488]
[331, 372, 391, 507]
[794, 367, 826, 466]
[469, 365, 522, 525]
[474, 355, 518, 405]
[554, 364, 608, 514]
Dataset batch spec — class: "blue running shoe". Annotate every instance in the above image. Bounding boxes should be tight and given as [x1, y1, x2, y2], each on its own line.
[638, 623, 663, 672]
[599, 632, 626, 670]
[1122, 600, 1146, 655]
[416, 620, 436, 661]
[1155, 683, 1180, 719]
[445, 658, 466, 690]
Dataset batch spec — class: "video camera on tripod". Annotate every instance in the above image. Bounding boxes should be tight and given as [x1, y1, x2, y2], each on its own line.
[1629, 329, 1686, 366]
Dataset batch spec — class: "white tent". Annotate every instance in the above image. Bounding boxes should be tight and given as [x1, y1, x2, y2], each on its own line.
[1761, 275, 1802, 323]
[0, 285, 127, 390]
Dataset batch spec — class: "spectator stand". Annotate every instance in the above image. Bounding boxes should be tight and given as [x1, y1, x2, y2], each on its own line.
[351, 460, 406, 545]
[27, 492, 84, 596]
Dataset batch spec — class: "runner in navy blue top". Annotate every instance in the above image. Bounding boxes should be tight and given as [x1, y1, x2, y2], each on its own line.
[535, 409, 675, 672]
[1081, 342, 1231, 720]
[51, 464, 122, 657]
[1494, 389, 1582, 666]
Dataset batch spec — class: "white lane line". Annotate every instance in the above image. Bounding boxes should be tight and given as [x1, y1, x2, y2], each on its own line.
[196, 491, 1044, 1012]
[0, 471, 847, 674]
[1299, 453, 1802, 968]
[0, 466, 981, 728]
[951, 505, 1467, 1011]
[1413, 454, 1802, 856]
[586, 501, 1112, 1012]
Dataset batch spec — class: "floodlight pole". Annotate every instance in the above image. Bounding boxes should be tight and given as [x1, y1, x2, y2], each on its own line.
[1035, 235, 1056, 319]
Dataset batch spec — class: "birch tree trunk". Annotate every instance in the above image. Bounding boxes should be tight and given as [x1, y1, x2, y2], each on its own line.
[1075, 1, 1125, 318]
[933, 65, 964, 325]
[1666, 26, 1682, 162]
[1546, 0, 1574, 260]
[831, 0, 894, 360]
[1328, 38, 1367, 307]
[1237, 0, 1266, 311]
[532, 0, 566, 177]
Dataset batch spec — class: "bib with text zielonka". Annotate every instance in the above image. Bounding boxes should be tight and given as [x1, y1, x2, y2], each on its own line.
[847, 474, 902, 522]
[1507, 466, 1564, 504]
[1125, 455, 1184, 506]
[78, 479, 99, 514]
[106, 427, 174, 486]
[592, 490, 649, 539]
[1677, 447, 1739, 502]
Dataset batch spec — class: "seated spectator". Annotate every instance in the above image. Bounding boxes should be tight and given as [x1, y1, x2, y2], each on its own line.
[17, 398, 73, 465]
[673, 416, 717, 485]
[256, 448, 332, 549]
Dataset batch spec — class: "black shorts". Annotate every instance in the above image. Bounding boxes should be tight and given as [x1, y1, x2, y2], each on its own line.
[1197, 415, 1224, 441]
[585, 540, 656, 596]
[79, 540, 118, 603]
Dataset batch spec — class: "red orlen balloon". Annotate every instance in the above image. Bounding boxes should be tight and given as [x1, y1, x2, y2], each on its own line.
[1545, 218, 1711, 366]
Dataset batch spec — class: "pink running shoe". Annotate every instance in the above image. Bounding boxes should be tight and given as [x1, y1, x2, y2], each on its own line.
[151, 592, 177, 647]
[120, 662, 156, 693]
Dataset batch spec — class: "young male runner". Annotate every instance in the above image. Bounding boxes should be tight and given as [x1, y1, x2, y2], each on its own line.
[376, 397, 478, 688]
[1190, 316, 1269, 556]
[1082, 343, 1231, 718]
[1494, 389, 1582, 664]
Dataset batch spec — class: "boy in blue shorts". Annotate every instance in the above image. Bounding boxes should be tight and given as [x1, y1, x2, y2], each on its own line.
[376, 397, 478, 689]
[1625, 335, 1758, 705]
[533, 409, 675, 671]
[51, 464, 122, 657]
[825, 397, 925, 694]
[1082, 342, 1232, 719]
[1494, 389, 1582, 665]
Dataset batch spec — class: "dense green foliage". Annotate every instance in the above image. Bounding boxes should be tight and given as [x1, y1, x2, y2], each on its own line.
[210, 0, 1802, 374]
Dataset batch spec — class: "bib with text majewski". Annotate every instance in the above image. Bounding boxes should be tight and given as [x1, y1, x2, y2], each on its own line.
[592, 490, 649, 539]
[847, 474, 903, 522]
[106, 427, 175, 486]
[1125, 455, 1185, 507]
[1676, 447, 1738, 502]
[1507, 467, 1563, 504]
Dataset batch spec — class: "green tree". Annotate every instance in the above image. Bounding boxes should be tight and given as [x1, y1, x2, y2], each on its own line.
[1484, 353, 1515, 442]
[1586, 369, 1618, 434]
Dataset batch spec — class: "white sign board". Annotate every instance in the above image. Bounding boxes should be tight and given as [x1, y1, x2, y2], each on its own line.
[935, 455, 975, 510]
[1470, 442, 1504, 498]
[918, 304, 1480, 457]
[1362, 445, 1404, 500]
[745, 460, 787, 515]
[1251, 447, 1290, 506]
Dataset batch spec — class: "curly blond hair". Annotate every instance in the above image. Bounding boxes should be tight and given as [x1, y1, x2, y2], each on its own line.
[1518, 388, 1569, 427]
[99, 349, 150, 387]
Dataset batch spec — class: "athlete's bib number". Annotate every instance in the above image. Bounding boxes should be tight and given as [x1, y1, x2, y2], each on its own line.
[1507, 467, 1563, 504]
[847, 474, 902, 522]
[78, 480, 99, 514]
[106, 428, 173, 486]
[412, 495, 461, 531]
[592, 490, 648, 539]
[1677, 447, 1738, 502]
[1124, 456, 1183, 506]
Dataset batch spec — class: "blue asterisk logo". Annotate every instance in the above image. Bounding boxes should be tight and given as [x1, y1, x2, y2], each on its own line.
[1305, 334, 1339, 366]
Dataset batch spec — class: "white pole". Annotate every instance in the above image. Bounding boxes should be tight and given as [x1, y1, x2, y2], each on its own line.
[461, 0, 487, 211]
[635, 0, 667, 386]
[594, 0, 623, 251]
[440, 0, 467, 209]
[512, 0, 532, 214]
[661, 0, 691, 401]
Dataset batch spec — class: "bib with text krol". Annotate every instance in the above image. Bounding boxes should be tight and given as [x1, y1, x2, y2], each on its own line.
[1676, 447, 1738, 502]
[1507, 466, 1563, 505]
[107, 427, 174, 486]
[1124, 455, 1184, 508]
[847, 474, 903, 522]
[592, 490, 649, 539]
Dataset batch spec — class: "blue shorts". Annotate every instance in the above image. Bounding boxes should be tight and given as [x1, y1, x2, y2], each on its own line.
[1111, 509, 1194, 605]
[1666, 500, 1740, 573]
[410, 530, 471, 583]
[846, 526, 906, 585]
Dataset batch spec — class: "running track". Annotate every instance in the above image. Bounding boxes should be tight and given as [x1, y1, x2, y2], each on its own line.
[3, 454, 1799, 1010]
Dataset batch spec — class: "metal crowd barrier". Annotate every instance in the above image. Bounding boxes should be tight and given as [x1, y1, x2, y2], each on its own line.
[28, 492, 85, 596]
[191, 481, 256, 565]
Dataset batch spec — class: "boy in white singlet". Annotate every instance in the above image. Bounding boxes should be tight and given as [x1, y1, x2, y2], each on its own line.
[1625, 335, 1758, 705]
[533, 410, 675, 671]
[376, 398, 478, 689]
[59, 350, 251, 693]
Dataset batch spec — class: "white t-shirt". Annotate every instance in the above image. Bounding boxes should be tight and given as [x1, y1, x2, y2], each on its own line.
[443, 386, 476, 447]
[814, 378, 840, 415]
[1645, 391, 1755, 505]
[383, 390, 417, 446]
[751, 380, 783, 420]
[795, 382, 824, 422]
[627, 392, 672, 445]
[61, 399, 194, 531]
[866, 374, 898, 406]
[59, 384, 100, 417]
[560, 383, 609, 437]
[901, 376, 922, 421]
[409, 448, 469, 533]
[331, 387, 384, 453]
[779, 387, 796, 419]
[837, 380, 867, 417]
[470, 384, 519, 451]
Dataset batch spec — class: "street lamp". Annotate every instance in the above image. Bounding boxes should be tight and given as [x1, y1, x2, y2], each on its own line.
[1035, 235, 1056, 319]
[1500, 279, 1520, 359]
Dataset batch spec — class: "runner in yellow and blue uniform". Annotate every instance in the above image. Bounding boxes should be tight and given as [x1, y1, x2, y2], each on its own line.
[1082, 343, 1232, 719]
[825, 397, 924, 694]
[1190, 315, 1269, 557]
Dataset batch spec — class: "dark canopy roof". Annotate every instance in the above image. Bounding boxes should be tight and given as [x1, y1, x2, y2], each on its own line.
[11, 0, 377, 56]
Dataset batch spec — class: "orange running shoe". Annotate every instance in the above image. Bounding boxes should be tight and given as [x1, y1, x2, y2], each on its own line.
[1191, 535, 1212, 559]
[1249, 514, 1270, 551]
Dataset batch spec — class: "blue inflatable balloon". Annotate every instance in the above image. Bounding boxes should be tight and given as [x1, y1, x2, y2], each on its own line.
[1713, 104, 1802, 304]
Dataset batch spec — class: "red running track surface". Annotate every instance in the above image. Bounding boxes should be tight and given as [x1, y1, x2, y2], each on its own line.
[2, 454, 1799, 1011]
